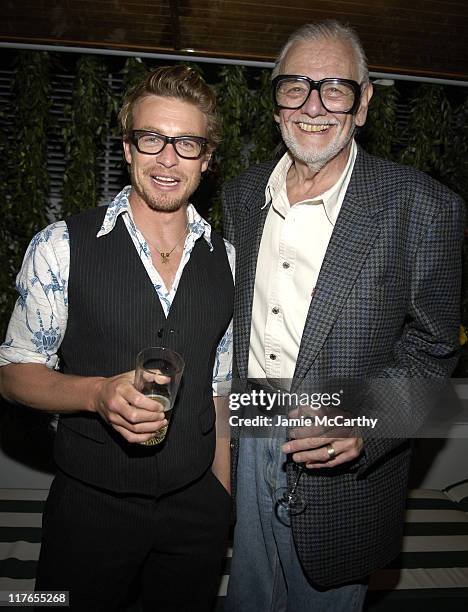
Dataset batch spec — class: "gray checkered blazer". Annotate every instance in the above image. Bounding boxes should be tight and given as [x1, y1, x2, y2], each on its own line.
[222, 145, 465, 587]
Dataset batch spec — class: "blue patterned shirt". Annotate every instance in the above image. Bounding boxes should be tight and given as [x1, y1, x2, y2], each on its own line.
[0, 187, 234, 395]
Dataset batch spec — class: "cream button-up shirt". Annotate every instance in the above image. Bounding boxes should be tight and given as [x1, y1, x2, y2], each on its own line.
[248, 140, 357, 383]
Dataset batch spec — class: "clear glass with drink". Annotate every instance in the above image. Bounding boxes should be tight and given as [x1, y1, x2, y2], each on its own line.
[134, 347, 185, 446]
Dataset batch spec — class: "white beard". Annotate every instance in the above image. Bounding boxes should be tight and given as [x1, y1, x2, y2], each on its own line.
[281, 119, 356, 173]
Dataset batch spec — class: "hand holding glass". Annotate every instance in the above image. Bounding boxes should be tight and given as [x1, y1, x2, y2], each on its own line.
[273, 403, 316, 516]
[274, 402, 338, 516]
[134, 347, 184, 446]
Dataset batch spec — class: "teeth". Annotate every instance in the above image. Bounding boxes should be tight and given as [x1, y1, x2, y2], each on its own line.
[298, 123, 330, 132]
[153, 176, 177, 183]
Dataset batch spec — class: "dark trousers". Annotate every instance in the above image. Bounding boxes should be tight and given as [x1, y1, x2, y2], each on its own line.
[35, 468, 231, 611]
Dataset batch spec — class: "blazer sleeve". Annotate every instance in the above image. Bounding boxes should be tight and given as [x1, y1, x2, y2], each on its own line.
[358, 192, 465, 475]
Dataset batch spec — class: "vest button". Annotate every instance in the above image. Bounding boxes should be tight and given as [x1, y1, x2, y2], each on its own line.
[282, 261, 290, 269]
[272, 307, 280, 315]
[269, 353, 277, 360]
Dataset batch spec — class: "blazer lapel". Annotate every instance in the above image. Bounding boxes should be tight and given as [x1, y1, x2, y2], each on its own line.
[292, 151, 385, 384]
[234, 193, 270, 379]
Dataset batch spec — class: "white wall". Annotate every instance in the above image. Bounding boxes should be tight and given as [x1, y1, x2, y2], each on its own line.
[0, 447, 53, 489]
[0, 434, 466, 492]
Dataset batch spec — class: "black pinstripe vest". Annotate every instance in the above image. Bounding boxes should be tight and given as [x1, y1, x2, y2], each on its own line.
[54, 206, 234, 496]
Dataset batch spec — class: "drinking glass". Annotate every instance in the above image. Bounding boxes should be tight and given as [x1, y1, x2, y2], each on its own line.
[134, 347, 184, 446]
[273, 402, 312, 518]
[274, 464, 306, 516]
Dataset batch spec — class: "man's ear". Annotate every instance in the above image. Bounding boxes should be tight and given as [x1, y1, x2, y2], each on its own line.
[355, 82, 373, 128]
[123, 139, 132, 165]
[201, 151, 212, 173]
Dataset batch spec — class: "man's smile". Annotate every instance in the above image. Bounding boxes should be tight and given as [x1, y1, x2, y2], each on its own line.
[295, 121, 336, 133]
[149, 173, 182, 189]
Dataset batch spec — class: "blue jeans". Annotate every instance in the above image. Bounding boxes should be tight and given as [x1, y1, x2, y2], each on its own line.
[225, 436, 368, 612]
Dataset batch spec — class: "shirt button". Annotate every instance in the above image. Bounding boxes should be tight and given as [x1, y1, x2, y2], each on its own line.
[282, 261, 290, 269]
[272, 307, 280, 314]
[269, 354, 277, 360]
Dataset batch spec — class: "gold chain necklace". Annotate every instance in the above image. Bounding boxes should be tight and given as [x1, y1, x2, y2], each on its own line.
[150, 224, 189, 264]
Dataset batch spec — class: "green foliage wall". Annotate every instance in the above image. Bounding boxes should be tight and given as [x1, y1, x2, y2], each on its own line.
[360, 82, 398, 161]
[61, 56, 116, 216]
[1, 50, 468, 346]
[1, 52, 52, 332]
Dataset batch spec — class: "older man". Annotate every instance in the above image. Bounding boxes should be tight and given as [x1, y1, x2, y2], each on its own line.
[0, 66, 233, 611]
[223, 20, 463, 612]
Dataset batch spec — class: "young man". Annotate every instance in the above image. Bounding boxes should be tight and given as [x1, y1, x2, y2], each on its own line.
[0, 66, 234, 611]
[223, 20, 464, 612]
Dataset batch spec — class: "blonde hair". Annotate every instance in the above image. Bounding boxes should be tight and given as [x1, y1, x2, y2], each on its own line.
[119, 65, 221, 151]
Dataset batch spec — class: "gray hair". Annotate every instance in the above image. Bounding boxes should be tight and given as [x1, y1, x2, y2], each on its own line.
[272, 20, 369, 85]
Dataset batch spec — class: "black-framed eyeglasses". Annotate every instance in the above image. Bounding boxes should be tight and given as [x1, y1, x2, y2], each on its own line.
[272, 75, 362, 114]
[129, 130, 208, 159]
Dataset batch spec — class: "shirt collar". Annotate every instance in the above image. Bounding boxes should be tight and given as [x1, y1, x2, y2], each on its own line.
[265, 139, 357, 224]
[97, 186, 214, 251]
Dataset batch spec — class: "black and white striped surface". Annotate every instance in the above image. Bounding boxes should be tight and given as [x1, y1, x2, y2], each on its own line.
[1, 487, 467, 610]
[0, 489, 44, 594]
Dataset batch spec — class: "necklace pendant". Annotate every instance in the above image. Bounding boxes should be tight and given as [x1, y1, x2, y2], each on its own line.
[161, 252, 170, 264]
